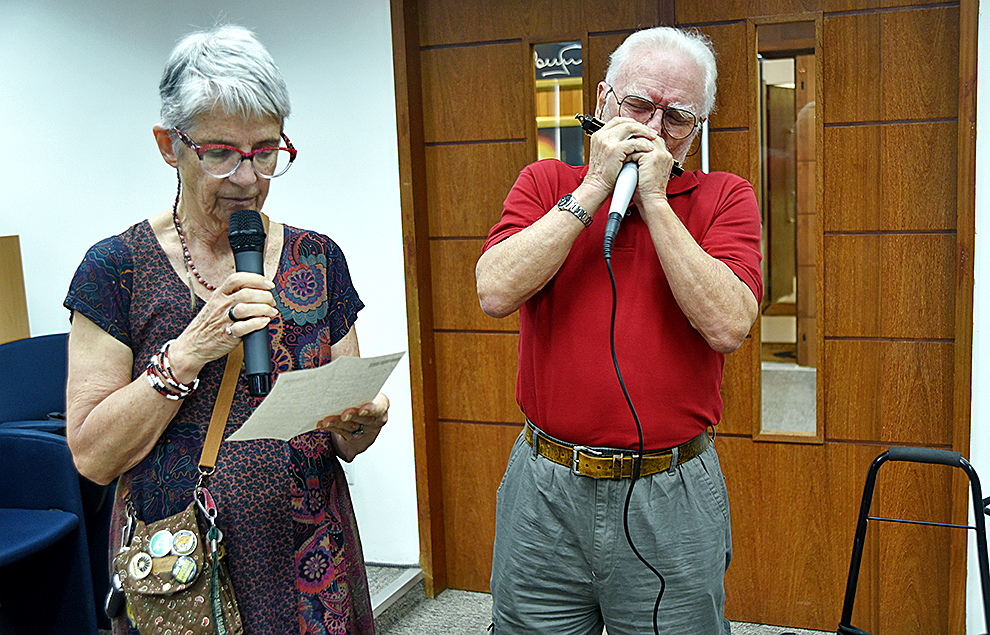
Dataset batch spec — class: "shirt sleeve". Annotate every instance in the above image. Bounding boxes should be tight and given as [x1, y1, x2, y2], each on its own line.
[324, 237, 364, 344]
[695, 174, 764, 304]
[278, 228, 365, 346]
[63, 234, 134, 348]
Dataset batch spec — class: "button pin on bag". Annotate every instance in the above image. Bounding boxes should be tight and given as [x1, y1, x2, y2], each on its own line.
[172, 555, 198, 584]
[129, 552, 152, 580]
[148, 529, 173, 558]
[171, 529, 198, 556]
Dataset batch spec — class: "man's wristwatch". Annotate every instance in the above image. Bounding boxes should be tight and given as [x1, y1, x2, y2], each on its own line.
[557, 193, 593, 228]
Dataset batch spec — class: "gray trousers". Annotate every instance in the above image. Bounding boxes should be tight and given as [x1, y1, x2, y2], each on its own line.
[490, 431, 732, 635]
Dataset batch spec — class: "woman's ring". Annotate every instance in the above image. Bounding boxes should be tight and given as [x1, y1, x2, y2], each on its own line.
[224, 326, 233, 336]
[353, 424, 365, 437]
[228, 306, 238, 322]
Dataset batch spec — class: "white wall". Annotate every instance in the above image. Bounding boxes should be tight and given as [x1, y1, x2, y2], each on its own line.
[971, 5, 990, 632]
[0, 0, 418, 565]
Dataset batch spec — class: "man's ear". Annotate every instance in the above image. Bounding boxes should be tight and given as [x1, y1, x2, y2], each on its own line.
[594, 81, 609, 120]
[152, 124, 178, 168]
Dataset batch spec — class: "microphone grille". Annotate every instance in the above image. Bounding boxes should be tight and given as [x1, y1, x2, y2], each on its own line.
[228, 210, 266, 253]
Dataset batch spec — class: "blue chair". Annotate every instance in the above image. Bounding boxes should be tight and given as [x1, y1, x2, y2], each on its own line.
[0, 332, 69, 434]
[0, 428, 98, 634]
[0, 333, 114, 629]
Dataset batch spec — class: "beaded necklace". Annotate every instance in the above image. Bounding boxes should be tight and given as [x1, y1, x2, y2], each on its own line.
[170, 175, 217, 292]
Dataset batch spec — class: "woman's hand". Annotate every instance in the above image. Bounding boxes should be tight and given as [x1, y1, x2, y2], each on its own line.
[167, 272, 278, 383]
[318, 392, 390, 462]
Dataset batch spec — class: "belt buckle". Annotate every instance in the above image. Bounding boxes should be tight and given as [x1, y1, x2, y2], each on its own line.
[571, 446, 587, 476]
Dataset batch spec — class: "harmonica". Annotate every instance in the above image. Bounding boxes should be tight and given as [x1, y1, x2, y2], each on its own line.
[575, 114, 684, 177]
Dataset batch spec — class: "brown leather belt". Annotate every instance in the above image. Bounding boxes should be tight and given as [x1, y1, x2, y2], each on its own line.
[524, 420, 710, 479]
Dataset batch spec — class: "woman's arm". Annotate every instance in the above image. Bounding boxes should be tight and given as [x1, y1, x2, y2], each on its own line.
[65, 314, 183, 485]
[66, 271, 278, 485]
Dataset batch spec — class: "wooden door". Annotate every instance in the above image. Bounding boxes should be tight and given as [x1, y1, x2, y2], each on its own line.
[391, 0, 978, 631]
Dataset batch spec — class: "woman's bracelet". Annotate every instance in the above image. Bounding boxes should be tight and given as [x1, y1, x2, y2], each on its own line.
[145, 339, 199, 400]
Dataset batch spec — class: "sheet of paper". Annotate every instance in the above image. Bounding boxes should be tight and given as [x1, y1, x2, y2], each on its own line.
[227, 351, 405, 442]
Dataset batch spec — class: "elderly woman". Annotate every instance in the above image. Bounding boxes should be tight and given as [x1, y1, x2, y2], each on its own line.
[64, 25, 385, 634]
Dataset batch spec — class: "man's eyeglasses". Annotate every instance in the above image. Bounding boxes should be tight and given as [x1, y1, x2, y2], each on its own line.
[172, 129, 297, 179]
[605, 84, 700, 140]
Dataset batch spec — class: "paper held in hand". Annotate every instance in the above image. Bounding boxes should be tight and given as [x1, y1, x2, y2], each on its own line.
[226, 351, 406, 442]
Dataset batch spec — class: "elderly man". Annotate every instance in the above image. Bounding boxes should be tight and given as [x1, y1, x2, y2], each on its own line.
[477, 26, 763, 635]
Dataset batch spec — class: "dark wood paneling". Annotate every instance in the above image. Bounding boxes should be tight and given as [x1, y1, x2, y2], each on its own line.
[431, 239, 520, 332]
[392, 0, 447, 596]
[719, 438, 880, 628]
[824, 8, 959, 124]
[879, 7, 959, 122]
[823, 340, 954, 445]
[421, 43, 529, 143]
[419, 0, 583, 46]
[882, 122, 957, 231]
[709, 130, 753, 184]
[823, 235, 955, 339]
[674, 0, 748, 24]
[698, 23, 749, 130]
[584, 0, 659, 33]
[822, 0, 917, 12]
[436, 331, 524, 423]
[823, 126, 879, 232]
[719, 334, 758, 436]
[722, 437, 954, 631]
[587, 32, 628, 100]
[439, 421, 522, 592]
[876, 460, 954, 633]
[822, 13, 881, 124]
[427, 142, 531, 238]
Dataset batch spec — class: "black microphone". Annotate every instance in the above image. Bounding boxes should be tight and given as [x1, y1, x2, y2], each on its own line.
[603, 162, 639, 259]
[228, 210, 272, 397]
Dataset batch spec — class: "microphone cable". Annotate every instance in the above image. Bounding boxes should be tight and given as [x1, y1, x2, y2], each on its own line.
[604, 251, 665, 635]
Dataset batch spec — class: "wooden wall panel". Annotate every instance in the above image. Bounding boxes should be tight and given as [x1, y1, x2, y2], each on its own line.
[823, 340, 954, 444]
[421, 43, 528, 143]
[822, 13, 881, 123]
[674, 0, 749, 24]
[722, 437, 953, 631]
[587, 32, 628, 100]
[436, 331, 524, 423]
[822, 0, 917, 12]
[584, 0, 660, 33]
[824, 235, 955, 339]
[698, 23, 749, 130]
[824, 8, 959, 124]
[427, 143, 531, 237]
[708, 130, 752, 183]
[439, 421, 523, 592]
[879, 7, 959, 121]
[419, 0, 582, 46]
[719, 437, 879, 627]
[823, 126, 879, 232]
[719, 334, 757, 435]
[431, 240, 520, 332]
[875, 460, 954, 632]
[825, 122, 958, 232]
[0, 236, 30, 344]
[882, 122, 957, 231]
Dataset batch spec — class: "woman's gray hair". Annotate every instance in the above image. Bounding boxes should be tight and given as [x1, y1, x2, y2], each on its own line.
[605, 26, 717, 119]
[159, 25, 291, 134]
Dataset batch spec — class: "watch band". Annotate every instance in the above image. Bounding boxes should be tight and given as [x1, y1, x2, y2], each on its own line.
[557, 193, 593, 228]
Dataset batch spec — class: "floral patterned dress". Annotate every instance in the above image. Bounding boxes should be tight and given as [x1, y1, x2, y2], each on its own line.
[64, 219, 376, 634]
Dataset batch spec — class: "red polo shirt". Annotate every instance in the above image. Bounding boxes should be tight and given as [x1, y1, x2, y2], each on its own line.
[483, 159, 763, 450]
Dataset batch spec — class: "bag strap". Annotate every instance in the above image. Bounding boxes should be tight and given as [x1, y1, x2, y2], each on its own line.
[199, 343, 244, 473]
[199, 215, 268, 474]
